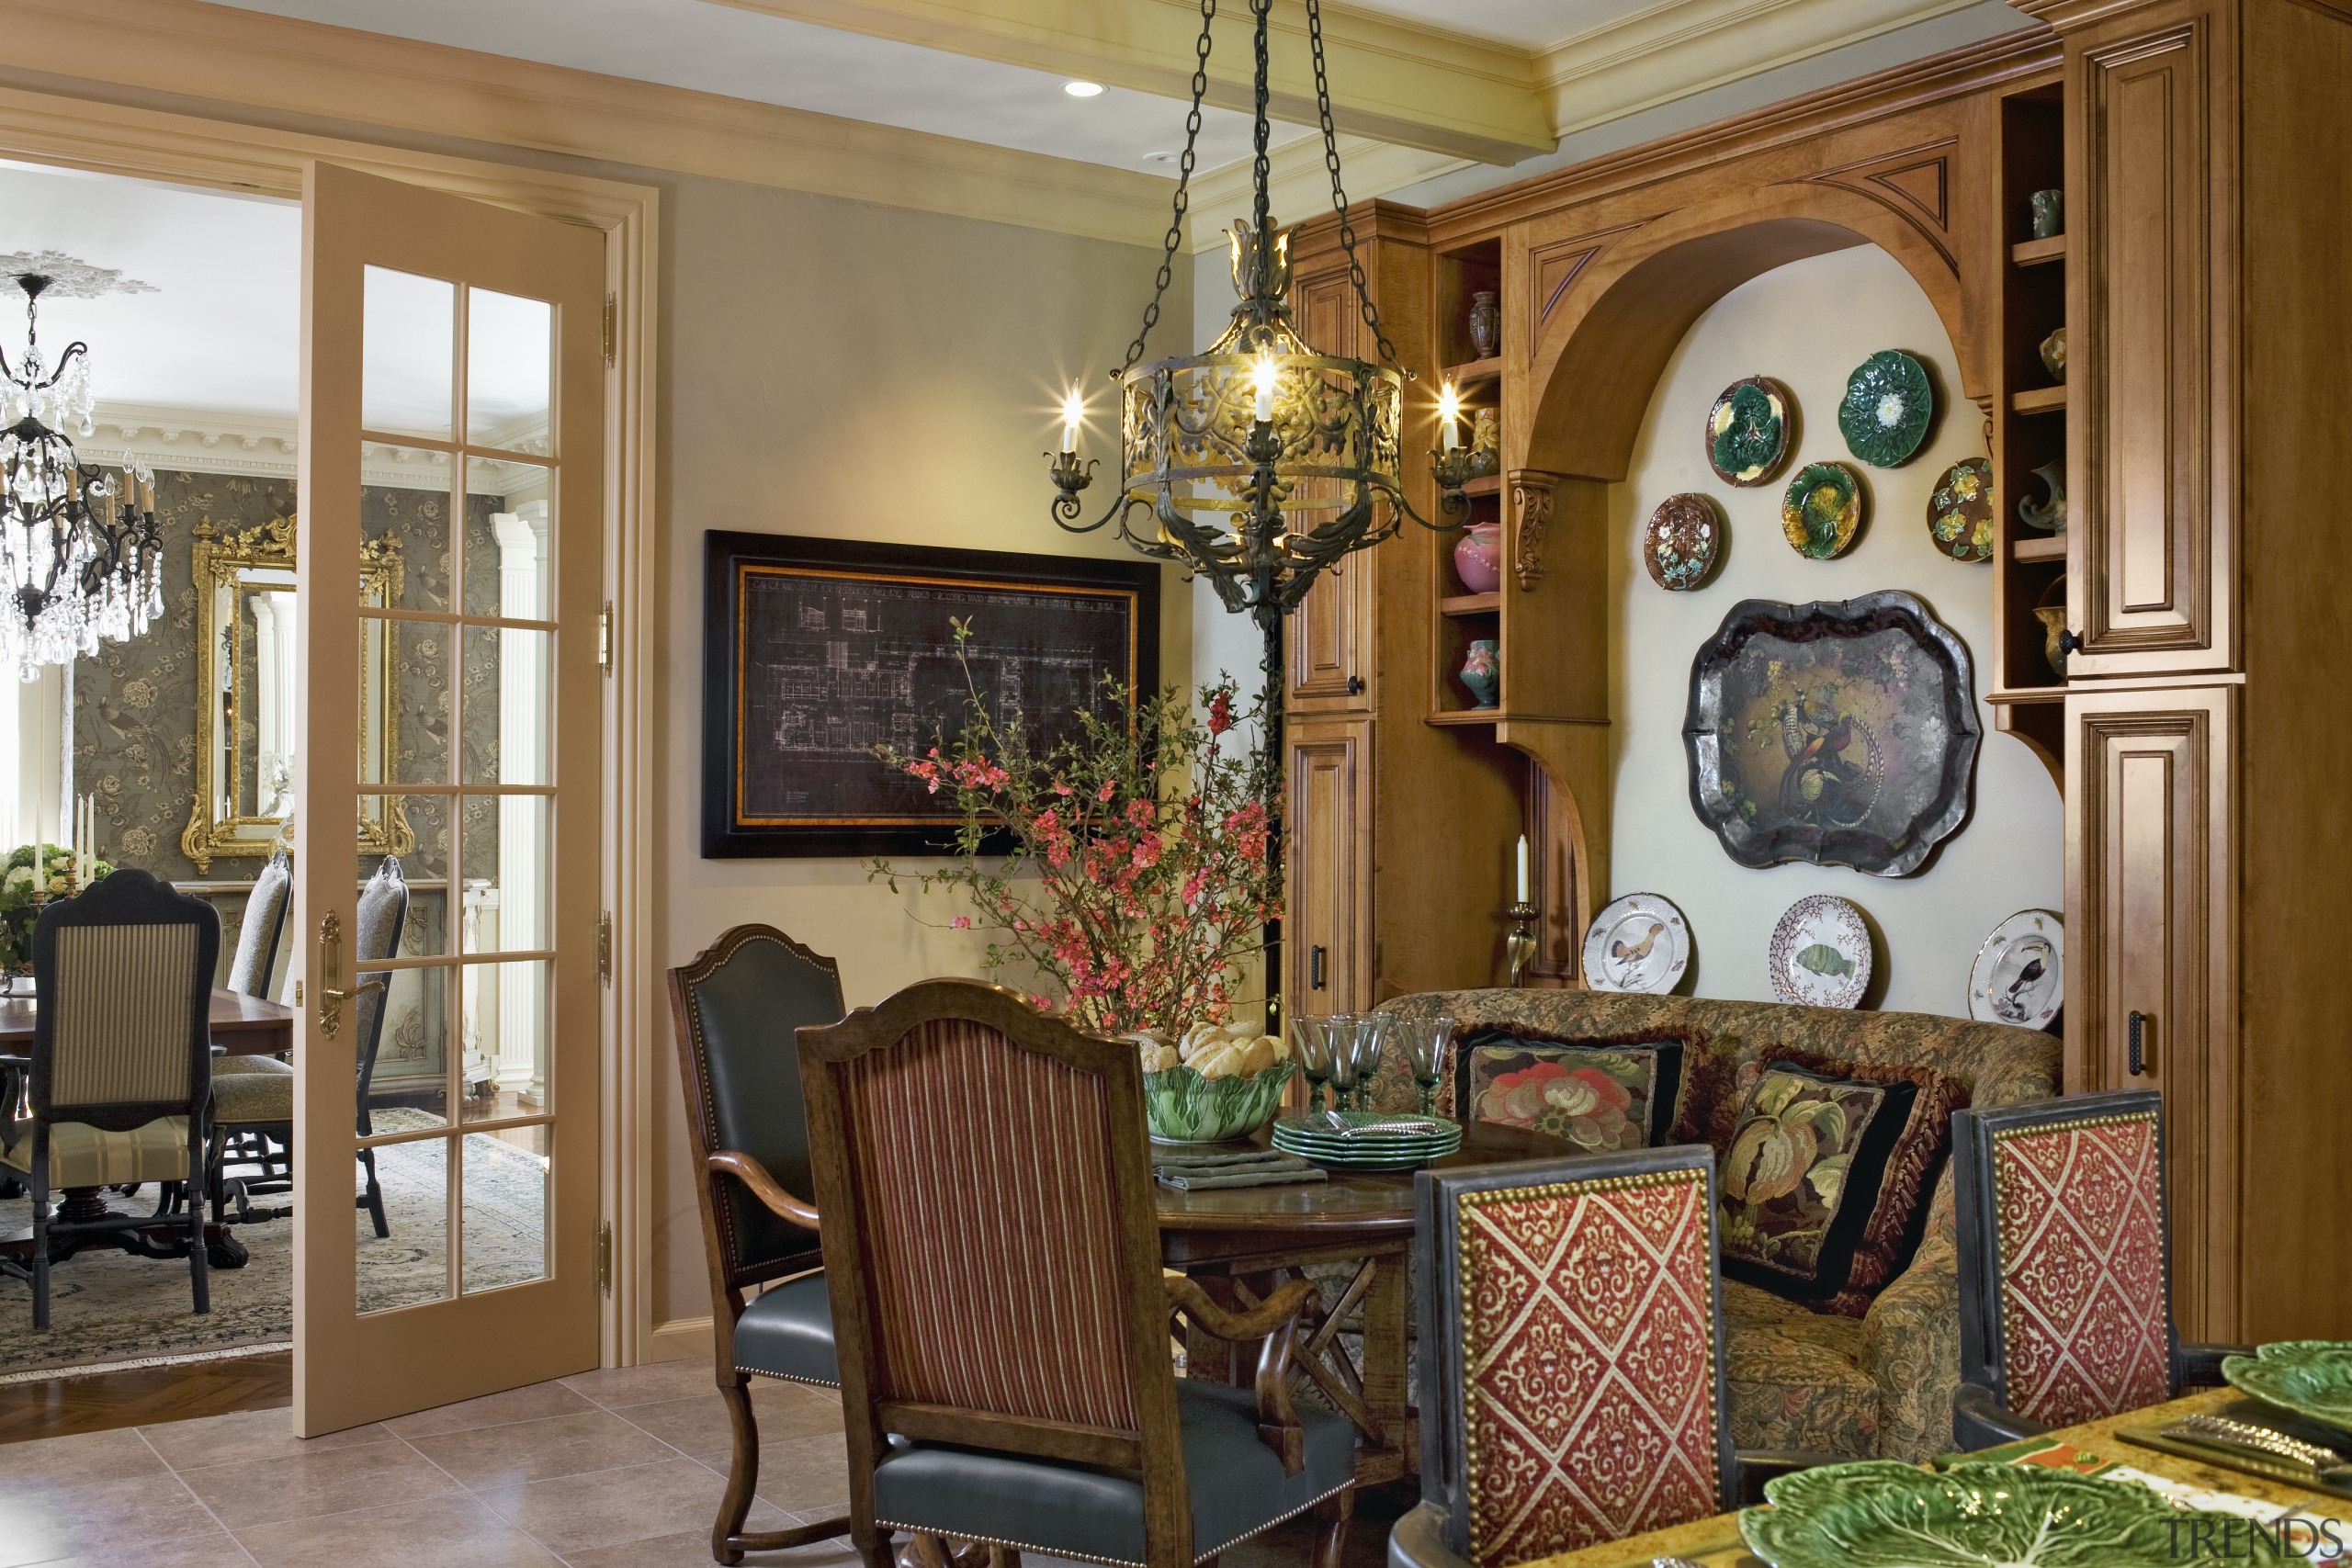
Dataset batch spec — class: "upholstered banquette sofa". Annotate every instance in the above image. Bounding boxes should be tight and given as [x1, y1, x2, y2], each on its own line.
[1375, 988, 2060, 1461]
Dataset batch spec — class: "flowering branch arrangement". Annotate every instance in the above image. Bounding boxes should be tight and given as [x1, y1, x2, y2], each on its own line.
[1, 844, 115, 971]
[869, 619, 1281, 1040]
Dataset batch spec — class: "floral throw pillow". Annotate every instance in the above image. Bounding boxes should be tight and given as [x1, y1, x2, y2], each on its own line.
[1459, 1037, 1684, 1152]
[1719, 1064, 1916, 1300]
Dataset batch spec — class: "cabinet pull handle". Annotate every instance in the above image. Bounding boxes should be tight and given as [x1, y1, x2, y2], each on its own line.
[1310, 945, 1328, 990]
[1346, 675, 1365, 695]
[2127, 1010, 2151, 1076]
[2058, 629, 2083, 656]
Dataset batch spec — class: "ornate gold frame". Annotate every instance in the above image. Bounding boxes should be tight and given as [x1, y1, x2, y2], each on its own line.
[180, 513, 413, 872]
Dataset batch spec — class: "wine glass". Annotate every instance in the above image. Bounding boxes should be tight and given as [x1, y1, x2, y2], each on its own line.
[1290, 1016, 1335, 1113]
[1401, 1014, 1456, 1118]
[1350, 1012, 1394, 1113]
[1324, 1014, 1364, 1113]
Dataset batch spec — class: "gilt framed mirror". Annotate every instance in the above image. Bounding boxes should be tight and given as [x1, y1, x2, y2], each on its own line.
[179, 513, 413, 871]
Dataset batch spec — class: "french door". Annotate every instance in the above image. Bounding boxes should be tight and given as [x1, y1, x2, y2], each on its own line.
[294, 162, 605, 1434]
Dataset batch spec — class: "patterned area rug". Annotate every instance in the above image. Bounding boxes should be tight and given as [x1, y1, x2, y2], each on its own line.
[0, 1110, 548, 1378]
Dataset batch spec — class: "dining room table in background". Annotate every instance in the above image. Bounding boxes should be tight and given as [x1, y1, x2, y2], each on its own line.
[0, 985, 296, 1058]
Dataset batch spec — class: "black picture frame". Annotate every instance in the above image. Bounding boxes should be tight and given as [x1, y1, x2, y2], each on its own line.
[700, 531, 1160, 859]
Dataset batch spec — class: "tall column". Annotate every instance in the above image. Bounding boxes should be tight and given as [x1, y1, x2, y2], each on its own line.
[492, 505, 549, 1103]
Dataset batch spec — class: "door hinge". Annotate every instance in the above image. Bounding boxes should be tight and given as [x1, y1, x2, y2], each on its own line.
[595, 1220, 613, 1294]
[597, 911, 612, 985]
[597, 602, 614, 675]
[600, 295, 616, 366]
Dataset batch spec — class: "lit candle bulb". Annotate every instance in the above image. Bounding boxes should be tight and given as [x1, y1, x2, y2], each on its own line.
[1438, 382, 1463, 452]
[1250, 352, 1277, 423]
[1060, 385, 1083, 454]
[1515, 833, 1529, 903]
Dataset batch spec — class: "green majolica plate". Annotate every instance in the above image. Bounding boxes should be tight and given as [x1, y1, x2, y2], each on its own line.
[1707, 376, 1792, 486]
[1742, 1461, 2292, 1567]
[1928, 457, 1996, 563]
[1781, 461, 1865, 558]
[1838, 349, 1935, 468]
[2223, 1341, 2352, 1436]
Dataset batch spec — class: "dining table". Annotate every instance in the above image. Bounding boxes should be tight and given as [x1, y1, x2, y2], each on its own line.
[1154, 1116, 1565, 1488]
[1521, 1384, 2352, 1567]
[0, 984, 297, 1057]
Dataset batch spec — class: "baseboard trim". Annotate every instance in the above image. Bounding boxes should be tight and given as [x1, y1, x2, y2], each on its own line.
[648, 1315, 714, 1363]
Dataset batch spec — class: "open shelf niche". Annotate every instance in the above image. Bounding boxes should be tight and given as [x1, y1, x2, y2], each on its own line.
[1430, 237, 1508, 722]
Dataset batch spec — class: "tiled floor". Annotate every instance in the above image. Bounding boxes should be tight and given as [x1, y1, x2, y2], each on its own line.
[0, 1359, 859, 1567]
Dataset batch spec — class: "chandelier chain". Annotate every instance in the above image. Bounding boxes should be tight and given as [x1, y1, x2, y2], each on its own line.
[1118, 0, 1217, 376]
[1306, 0, 1402, 371]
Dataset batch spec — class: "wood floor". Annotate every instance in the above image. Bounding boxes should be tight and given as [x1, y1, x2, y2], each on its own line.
[0, 1349, 290, 1445]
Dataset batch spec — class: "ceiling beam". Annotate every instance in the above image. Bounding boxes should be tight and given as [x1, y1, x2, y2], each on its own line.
[704, 0, 1555, 164]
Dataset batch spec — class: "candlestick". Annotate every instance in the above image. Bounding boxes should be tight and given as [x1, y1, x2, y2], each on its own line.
[1505, 900, 1538, 988]
[1514, 833, 1529, 904]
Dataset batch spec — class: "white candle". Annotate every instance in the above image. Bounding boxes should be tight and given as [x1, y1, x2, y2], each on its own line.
[1515, 834, 1529, 904]
[1439, 383, 1463, 452]
[1250, 354, 1277, 423]
[1060, 386, 1082, 454]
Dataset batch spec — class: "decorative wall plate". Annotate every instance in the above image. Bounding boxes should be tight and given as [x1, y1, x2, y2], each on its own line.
[1581, 893, 1690, 994]
[1780, 462, 1864, 558]
[1684, 591, 1981, 876]
[1705, 376, 1791, 486]
[1742, 1461, 2295, 1568]
[1927, 457, 1995, 563]
[1968, 909, 2063, 1028]
[1767, 894, 1871, 1008]
[1838, 349, 1935, 468]
[1644, 493, 1722, 591]
[2222, 1341, 2352, 1435]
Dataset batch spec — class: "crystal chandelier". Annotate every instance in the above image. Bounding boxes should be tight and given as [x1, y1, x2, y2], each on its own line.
[1046, 0, 1445, 659]
[0, 272, 163, 681]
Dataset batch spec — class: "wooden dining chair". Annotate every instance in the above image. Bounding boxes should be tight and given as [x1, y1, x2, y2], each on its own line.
[1950, 1089, 2251, 1450]
[666, 923, 852, 1565]
[1389, 1143, 1827, 1568]
[798, 977, 1355, 1568]
[0, 869, 220, 1329]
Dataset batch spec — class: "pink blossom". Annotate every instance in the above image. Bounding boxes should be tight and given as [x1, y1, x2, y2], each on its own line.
[949, 916, 971, 930]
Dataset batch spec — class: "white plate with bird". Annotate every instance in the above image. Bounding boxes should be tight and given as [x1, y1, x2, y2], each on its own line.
[1767, 894, 1872, 1009]
[1581, 893, 1690, 994]
[1968, 908, 2063, 1029]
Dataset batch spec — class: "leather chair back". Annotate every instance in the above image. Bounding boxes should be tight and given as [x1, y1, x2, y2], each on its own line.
[669, 926, 842, 1286]
[354, 857, 408, 1123]
[227, 850, 292, 998]
[30, 869, 220, 1131]
[1953, 1089, 2177, 1429]
[1415, 1142, 1736, 1568]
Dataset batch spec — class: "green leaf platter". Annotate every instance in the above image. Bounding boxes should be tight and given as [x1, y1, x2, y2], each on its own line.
[2222, 1340, 2352, 1436]
[1838, 349, 1935, 468]
[1741, 1461, 2293, 1566]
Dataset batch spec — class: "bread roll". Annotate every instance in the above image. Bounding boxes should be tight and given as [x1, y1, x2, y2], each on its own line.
[1236, 1035, 1278, 1076]
[1191, 1043, 1242, 1080]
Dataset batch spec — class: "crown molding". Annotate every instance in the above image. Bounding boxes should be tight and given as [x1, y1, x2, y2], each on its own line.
[0, 0, 1180, 249]
[81, 401, 551, 495]
[1183, 135, 1472, 254]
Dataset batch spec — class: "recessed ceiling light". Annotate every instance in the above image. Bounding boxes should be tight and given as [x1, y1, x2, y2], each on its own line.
[1143, 151, 1181, 165]
[1064, 80, 1105, 98]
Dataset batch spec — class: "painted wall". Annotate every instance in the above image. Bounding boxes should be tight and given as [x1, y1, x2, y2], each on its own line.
[1606, 243, 2061, 1014]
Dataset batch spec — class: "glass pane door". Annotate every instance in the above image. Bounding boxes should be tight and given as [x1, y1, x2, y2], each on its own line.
[295, 162, 605, 1435]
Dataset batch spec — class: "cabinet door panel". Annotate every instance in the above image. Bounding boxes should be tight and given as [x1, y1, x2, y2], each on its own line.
[2069, 9, 2233, 673]
[1286, 272, 1371, 710]
[1285, 721, 1372, 1021]
[2065, 685, 2235, 1339]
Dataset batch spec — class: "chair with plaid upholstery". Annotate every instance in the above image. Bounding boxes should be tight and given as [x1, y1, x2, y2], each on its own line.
[0, 868, 220, 1330]
[799, 978, 1356, 1568]
[1389, 1143, 1826, 1568]
[1949, 1089, 2251, 1450]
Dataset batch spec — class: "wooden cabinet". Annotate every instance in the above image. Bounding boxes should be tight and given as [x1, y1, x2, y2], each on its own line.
[1287, 271, 1374, 713]
[1287, 720, 1373, 1011]
[2064, 685, 2235, 1337]
[2065, 0, 2233, 676]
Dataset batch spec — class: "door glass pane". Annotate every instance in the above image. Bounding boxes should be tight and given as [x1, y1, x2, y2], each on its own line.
[356, 803, 447, 957]
[360, 463, 456, 614]
[461, 1123, 549, 1293]
[368, 619, 452, 785]
[462, 626, 551, 785]
[460, 959, 549, 1122]
[361, 266, 455, 442]
[356, 1133, 451, 1314]
[462, 457, 553, 619]
[466, 288, 553, 450]
[368, 963, 453, 1130]
[459, 795, 548, 953]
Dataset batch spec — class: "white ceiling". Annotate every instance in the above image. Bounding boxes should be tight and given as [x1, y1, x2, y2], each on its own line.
[1344, 0, 1612, 47]
[208, 0, 1323, 175]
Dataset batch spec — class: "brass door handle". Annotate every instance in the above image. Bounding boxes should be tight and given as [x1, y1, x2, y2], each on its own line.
[316, 912, 381, 1039]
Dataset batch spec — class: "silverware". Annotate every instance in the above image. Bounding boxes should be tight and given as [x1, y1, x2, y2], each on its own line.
[1653, 1558, 1710, 1568]
[2165, 1414, 2352, 1483]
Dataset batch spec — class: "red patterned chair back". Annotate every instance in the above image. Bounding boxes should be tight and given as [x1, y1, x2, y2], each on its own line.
[1415, 1143, 1734, 1568]
[1953, 1090, 2176, 1428]
[797, 980, 1183, 1486]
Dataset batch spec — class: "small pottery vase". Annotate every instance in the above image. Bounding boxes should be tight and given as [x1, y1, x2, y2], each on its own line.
[1467, 289, 1500, 359]
[2039, 326, 2066, 383]
[1460, 638, 1499, 708]
[2036, 574, 2071, 678]
[1452, 521, 1503, 594]
[1469, 409, 1500, 477]
[2018, 459, 2066, 533]
[2030, 188, 2064, 239]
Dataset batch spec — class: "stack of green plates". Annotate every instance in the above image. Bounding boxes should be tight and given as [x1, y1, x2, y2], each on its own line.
[1272, 1111, 1463, 1171]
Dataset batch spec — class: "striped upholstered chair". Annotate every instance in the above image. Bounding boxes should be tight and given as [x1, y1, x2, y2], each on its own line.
[1390, 1144, 1825, 1568]
[666, 923, 851, 1565]
[799, 979, 1356, 1568]
[1950, 1090, 2250, 1450]
[0, 869, 220, 1329]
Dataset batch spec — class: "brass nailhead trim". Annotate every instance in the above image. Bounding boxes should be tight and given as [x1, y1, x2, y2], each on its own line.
[1454, 1169, 1718, 1560]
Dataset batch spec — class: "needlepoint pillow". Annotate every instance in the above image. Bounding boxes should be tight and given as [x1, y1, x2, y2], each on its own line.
[1456, 1026, 1688, 1151]
[1719, 1063, 1915, 1303]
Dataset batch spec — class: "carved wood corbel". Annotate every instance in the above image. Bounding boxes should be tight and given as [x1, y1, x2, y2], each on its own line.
[1508, 470, 1561, 591]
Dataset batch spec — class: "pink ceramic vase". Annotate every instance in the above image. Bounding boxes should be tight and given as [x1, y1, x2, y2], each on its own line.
[1453, 522, 1503, 595]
